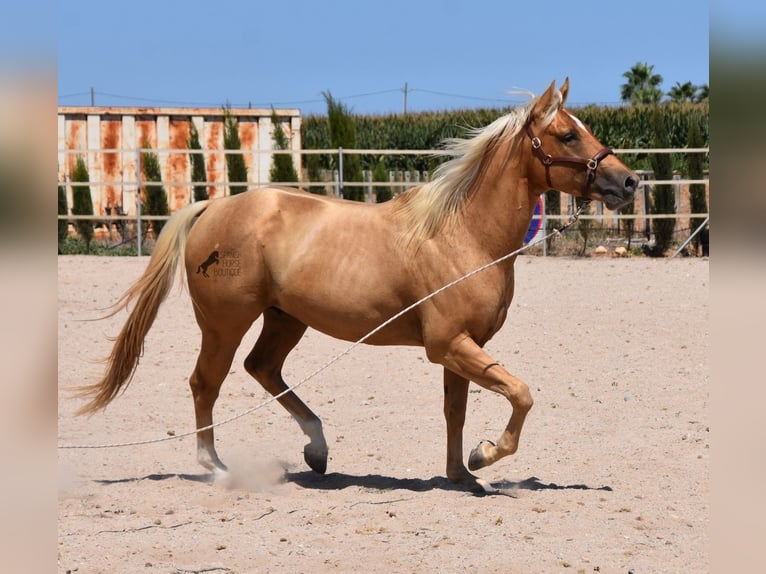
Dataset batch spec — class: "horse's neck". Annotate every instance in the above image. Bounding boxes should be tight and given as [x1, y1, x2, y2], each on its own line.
[459, 143, 538, 258]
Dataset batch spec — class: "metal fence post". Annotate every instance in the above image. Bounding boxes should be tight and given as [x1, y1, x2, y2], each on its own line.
[338, 147, 344, 198]
[671, 216, 709, 258]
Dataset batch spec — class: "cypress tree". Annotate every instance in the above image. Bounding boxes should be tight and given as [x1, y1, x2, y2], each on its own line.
[373, 159, 392, 202]
[188, 121, 208, 202]
[223, 107, 248, 195]
[686, 119, 708, 254]
[305, 153, 324, 194]
[141, 146, 170, 236]
[647, 106, 676, 256]
[71, 156, 94, 253]
[269, 109, 299, 185]
[323, 91, 364, 201]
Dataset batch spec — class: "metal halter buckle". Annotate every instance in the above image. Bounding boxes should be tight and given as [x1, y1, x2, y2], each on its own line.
[526, 122, 613, 196]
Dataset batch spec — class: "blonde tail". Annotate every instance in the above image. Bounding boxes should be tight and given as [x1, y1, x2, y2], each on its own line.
[75, 201, 210, 415]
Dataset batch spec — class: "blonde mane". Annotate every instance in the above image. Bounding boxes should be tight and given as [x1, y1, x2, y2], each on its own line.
[395, 89, 562, 242]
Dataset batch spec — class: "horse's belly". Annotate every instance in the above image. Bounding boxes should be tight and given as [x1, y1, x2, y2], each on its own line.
[276, 289, 424, 347]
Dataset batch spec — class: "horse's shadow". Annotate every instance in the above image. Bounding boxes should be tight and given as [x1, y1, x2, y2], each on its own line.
[286, 471, 612, 495]
[95, 472, 216, 485]
[95, 471, 612, 496]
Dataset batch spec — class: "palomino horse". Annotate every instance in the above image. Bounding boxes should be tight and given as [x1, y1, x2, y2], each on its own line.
[77, 79, 638, 492]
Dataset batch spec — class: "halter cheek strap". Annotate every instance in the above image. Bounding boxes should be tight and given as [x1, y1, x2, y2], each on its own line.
[525, 124, 613, 196]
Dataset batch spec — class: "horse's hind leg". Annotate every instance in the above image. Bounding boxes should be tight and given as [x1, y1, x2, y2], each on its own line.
[244, 307, 328, 474]
[189, 324, 250, 476]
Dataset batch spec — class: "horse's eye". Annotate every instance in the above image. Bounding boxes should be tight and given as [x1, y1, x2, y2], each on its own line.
[560, 131, 579, 144]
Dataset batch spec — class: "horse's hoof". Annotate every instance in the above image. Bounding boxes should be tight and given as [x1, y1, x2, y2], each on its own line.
[198, 453, 228, 475]
[304, 443, 328, 474]
[462, 475, 495, 494]
[447, 469, 498, 495]
[472, 478, 498, 494]
[468, 440, 495, 471]
[211, 466, 230, 483]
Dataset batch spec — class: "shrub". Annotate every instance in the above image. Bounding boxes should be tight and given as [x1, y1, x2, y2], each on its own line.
[141, 146, 170, 236]
[58, 182, 68, 248]
[646, 106, 676, 256]
[223, 107, 248, 195]
[188, 121, 208, 202]
[323, 91, 364, 201]
[71, 156, 94, 253]
[269, 109, 299, 185]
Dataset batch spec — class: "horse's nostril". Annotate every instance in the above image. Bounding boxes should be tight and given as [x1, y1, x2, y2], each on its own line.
[625, 175, 639, 192]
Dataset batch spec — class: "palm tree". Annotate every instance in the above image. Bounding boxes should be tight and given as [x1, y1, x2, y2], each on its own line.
[668, 81, 698, 103]
[694, 83, 709, 103]
[621, 62, 664, 104]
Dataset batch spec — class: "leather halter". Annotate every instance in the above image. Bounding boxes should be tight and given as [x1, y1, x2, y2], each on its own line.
[525, 123, 613, 196]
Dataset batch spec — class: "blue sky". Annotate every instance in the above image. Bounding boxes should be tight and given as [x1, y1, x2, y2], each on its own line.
[54, 0, 713, 116]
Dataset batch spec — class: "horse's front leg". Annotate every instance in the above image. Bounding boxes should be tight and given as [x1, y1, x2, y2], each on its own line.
[439, 334, 533, 474]
[443, 368, 494, 493]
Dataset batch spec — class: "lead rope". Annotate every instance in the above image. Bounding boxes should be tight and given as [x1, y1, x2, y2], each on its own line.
[58, 201, 589, 450]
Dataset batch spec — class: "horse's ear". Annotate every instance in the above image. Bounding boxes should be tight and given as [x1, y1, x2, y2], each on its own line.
[560, 77, 570, 107]
[531, 80, 558, 123]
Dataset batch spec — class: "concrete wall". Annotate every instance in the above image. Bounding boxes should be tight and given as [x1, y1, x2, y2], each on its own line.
[57, 106, 302, 216]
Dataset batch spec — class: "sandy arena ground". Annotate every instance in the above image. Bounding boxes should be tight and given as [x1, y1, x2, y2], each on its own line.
[58, 255, 709, 573]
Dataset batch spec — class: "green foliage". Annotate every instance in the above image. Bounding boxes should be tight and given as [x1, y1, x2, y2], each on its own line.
[647, 107, 676, 256]
[323, 91, 364, 201]
[223, 107, 248, 195]
[71, 156, 94, 253]
[188, 121, 208, 202]
[574, 103, 709, 171]
[58, 182, 68, 246]
[58, 235, 139, 256]
[302, 116, 325, 193]
[301, 103, 708, 176]
[141, 146, 170, 236]
[668, 81, 698, 103]
[269, 109, 299, 185]
[694, 84, 709, 103]
[544, 189, 561, 217]
[302, 106, 510, 174]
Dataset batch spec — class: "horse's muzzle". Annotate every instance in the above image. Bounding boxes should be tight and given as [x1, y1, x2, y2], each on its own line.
[596, 172, 639, 211]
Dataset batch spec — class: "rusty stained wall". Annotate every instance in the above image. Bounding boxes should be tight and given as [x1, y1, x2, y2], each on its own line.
[57, 106, 302, 217]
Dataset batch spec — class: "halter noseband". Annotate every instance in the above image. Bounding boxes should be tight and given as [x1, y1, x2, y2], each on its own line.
[525, 123, 613, 196]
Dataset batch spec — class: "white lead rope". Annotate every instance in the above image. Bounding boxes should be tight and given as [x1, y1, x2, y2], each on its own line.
[58, 202, 588, 450]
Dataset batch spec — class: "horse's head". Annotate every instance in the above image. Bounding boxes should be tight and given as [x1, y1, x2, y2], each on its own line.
[525, 79, 638, 210]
